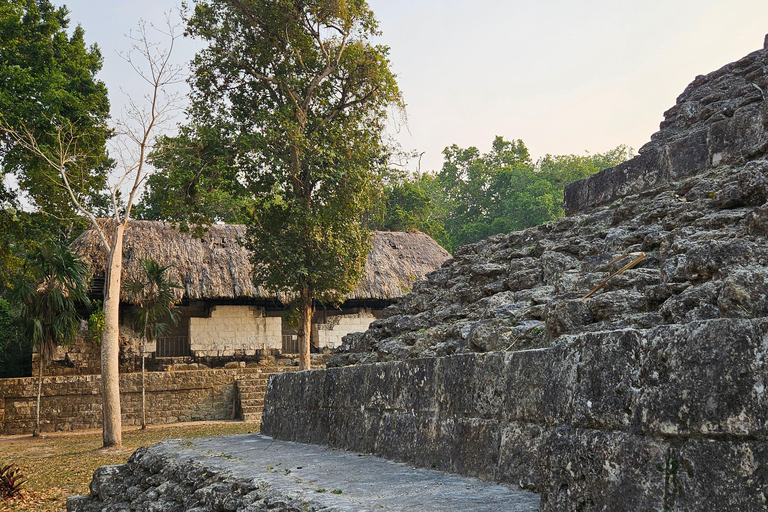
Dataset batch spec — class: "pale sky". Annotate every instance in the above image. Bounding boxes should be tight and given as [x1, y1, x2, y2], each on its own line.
[62, 0, 768, 174]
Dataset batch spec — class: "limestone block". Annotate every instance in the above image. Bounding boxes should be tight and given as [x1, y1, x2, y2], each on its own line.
[635, 318, 768, 438]
[497, 422, 547, 489]
[538, 427, 667, 511]
[673, 439, 768, 511]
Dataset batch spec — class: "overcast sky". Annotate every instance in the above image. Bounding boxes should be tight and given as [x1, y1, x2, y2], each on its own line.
[63, 0, 768, 174]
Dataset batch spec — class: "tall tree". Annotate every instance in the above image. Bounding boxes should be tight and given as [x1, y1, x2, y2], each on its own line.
[123, 259, 181, 429]
[134, 125, 250, 234]
[0, 9, 185, 448]
[178, 0, 403, 369]
[0, 0, 109, 300]
[432, 137, 632, 250]
[372, 172, 449, 248]
[14, 241, 90, 436]
[0, 0, 110, 219]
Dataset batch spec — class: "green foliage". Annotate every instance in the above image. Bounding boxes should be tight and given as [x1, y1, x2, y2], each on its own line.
[0, 297, 30, 378]
[122, 259, 181, 342]
[282, 302, 303, 331]
[171, 0, 403, 314]
[135, 125, 250, 234]
[0, 210, 84, 294]
[371, 172, 449, 247]
[366, 138, 630, 252]
[0, 462, 26, 500]
[13, 241, 90, 368]
[428, 137, 632, 251]
[0, 0, 110, 217]
[0, 210, 88, 378]
[0, 1, 105, 376]
[87, 300, 105, 344]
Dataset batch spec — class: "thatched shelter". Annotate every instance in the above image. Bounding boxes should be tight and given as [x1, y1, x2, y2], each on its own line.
[69, 220, 450, 361]
[70, 220, 451, 303]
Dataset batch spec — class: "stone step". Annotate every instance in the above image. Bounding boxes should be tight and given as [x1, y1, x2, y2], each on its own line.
[234, 367, 323, 423]
[240, 392, 266, 403]
[67, 434, 539, 511]
[238, 391, 266, 399]
[242, 412, 262, 422]
[237, 381, 269, 389]
[238, 384, 266, 391]
[235, 370, 293, 422]
[237, 373, 270, 380]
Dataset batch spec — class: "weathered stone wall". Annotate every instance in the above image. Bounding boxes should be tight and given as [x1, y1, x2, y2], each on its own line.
[263, 317, 768, 511]
[0, 368, 261, 435]
[313, 310, 376, 349]
[190, 306, 282, 356]
[38, 324, 150, 377]
[564, 39, 768, 213]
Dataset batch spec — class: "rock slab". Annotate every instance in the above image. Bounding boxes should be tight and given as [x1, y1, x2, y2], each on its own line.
[263, 318, 768, 511]
[67, 434, 540, 512]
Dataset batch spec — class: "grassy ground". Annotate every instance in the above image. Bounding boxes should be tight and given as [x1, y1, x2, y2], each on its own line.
[0, 421, 256, 512]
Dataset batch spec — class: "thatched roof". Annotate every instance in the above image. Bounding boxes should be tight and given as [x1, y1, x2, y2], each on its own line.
[70, 220, 451, 304]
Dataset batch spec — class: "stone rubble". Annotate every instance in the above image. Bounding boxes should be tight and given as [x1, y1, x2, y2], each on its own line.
[331, 34, 768, 366]
[67, 434, 540, 512]
[331, 161, 768, 366]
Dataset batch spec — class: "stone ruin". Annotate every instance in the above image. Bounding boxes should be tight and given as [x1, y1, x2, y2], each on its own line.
[330, 35, 768, 365]
[266, 36, 768, 510]
[70, 37, 768, 511]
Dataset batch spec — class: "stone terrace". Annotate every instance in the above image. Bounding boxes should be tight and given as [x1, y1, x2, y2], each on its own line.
[67, 434, 540, 511]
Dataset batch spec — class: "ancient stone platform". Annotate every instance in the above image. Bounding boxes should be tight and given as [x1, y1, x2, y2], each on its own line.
[67, 433, 540, 511]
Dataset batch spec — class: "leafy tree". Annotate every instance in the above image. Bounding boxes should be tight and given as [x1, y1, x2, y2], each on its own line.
[372, 173, 449, 247]
[0, 209, 89, 296]
[123, 259, 181, 429]
[0, 6, 184, 448]
[0, 0, 108, 304]
[174, 0, 403, 369]
[14, 241, 90, 436]
[429, 137, 632, 251]
[134, 125, 250, 233]
[0, 0, 110, 218]
[437, 137, 532, 249]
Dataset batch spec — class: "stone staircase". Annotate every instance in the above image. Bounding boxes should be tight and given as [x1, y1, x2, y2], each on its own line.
[236, 372, 271, 423]
[236, 364, 319, 423]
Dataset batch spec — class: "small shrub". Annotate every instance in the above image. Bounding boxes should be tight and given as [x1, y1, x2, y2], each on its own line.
[0, 463, 26, 499]
[88, 300, 105, 344]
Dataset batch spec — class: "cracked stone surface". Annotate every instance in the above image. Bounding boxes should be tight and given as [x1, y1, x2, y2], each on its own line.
[67, 434, 540, 512]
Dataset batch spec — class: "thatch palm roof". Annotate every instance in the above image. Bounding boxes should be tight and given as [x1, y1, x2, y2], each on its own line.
[70, 220, 451, 304]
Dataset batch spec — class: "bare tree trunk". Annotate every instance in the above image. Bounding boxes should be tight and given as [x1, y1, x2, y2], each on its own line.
[101, 223, 125, 448]
[141, 336, 146, 429]
[33, 355, 43, 437]
[298, 289, 313, 370]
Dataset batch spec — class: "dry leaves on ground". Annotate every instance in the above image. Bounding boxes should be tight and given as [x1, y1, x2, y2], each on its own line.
[0, 421, 255, 512]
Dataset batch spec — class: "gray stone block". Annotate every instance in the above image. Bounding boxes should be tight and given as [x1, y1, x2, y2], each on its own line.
[672, 439, 768, 511]
[635, 319, 768, 438]
[538, 427, 668, 512]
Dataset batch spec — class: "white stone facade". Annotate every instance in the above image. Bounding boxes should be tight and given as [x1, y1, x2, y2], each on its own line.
[189, 305, 281, 357]
[312, 311, 376, 349]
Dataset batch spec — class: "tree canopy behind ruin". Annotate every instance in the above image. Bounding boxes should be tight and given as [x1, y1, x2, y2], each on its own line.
[161, 0, 403, 368]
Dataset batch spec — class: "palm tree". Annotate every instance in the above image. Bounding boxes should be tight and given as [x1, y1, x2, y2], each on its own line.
[123, 259, 181, 429]
[15, 242, 90, 437]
